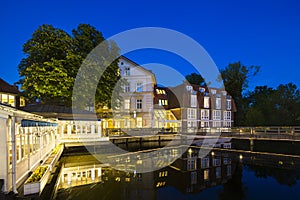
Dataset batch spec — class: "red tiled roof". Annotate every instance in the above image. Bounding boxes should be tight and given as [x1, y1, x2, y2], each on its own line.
[0, 78, 19, 94]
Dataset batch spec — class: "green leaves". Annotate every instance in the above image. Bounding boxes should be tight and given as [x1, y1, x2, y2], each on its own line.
[18, 24, 121, 109]
[26, 166, 48, 183]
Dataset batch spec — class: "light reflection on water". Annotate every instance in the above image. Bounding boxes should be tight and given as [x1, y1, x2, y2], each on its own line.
[55, 143, 300, 200]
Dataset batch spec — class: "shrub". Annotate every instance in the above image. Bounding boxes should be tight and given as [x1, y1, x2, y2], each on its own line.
[26, 166, 48, 183]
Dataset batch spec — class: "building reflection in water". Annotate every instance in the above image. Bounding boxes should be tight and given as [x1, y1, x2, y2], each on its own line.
[56, 143, 300, 200]
[56, 146, 238, 199]
[58, 163, 103, 189]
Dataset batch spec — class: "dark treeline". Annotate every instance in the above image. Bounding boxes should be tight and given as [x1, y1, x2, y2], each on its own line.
[186, 62, 300, 126]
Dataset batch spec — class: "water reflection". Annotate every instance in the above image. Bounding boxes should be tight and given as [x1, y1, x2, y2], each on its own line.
[55, 146, 300, 200]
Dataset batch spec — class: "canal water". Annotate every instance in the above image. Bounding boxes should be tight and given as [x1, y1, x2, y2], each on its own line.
[54, 142, 300, 200]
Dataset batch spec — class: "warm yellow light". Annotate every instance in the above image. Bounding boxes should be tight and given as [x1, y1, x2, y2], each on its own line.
[239, 154, 243, 160]
[211, 151, 215, 156]
[125, 177, 130, 182]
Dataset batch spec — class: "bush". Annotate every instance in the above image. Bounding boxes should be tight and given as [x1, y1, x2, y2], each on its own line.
[26, 166, 48, 183]
[52, 144, 62, 154]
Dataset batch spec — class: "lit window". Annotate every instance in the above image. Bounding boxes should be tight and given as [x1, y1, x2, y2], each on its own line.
[187, 121, 197, 128]
[223, 121, 231, 127]
[187, 108, 196, 119]
[124, 99, 130, 110]
[213, 121, 221, 127]
[191, 95, 197, 107]
[124, 67, 130, 76]
[213, 110, 221, 120]
[204, 169, 209, 180]
[224, 111, 231, 120]
[20, 97, 25, 107]
[8, 95, 15, 107]
[201, 121, 209, 128]
[204, 97, 209, 108]
[156, 89, 166, 95]
[227, 99, 231, 110]
[136, 117, 142, 128]
[216, 97, 221, 109]
[136, 99, 142, 109]
[159, 171, 168, 177]
[201, 109, 209, 120]
[1, 94, 8, 105]
[136, 82, 143, 92]
[158, 99, 168, 106]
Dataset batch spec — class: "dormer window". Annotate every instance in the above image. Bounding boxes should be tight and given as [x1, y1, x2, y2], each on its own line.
[204, 97, 210, 108]
[156, 89, 166, 95]
[216, 97, 221, 109]
[158, 99, 168, 106]
[191, 95, 197, 107]
[0, 93, 15, 107]
[186, 86, 192, 91]
[227, 99, 232, 110]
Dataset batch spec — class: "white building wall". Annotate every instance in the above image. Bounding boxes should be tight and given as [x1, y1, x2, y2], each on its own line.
[117, 57, 156, 128]
[0, 111, 9, 192]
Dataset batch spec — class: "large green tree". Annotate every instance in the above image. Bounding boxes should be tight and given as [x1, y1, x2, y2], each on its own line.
[18, 24, 79, 104]
[18, 24, 121, 110]
[71, 24, 121, 109]
[220, 62, 260, 125]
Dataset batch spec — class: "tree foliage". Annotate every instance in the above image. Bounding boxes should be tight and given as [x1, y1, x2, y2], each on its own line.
[18, 24, 121, 110]
[185, 73, 205, 86]
[221, 62, 260, 125]
[245, 83, 300, 126]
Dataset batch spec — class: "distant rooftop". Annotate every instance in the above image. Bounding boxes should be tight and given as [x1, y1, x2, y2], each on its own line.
[22, 104, 99, 121]
[0, 78, 19, 94]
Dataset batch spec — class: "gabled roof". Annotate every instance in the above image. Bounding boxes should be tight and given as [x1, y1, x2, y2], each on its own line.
[119, 56, 157, 84]
[0, 78, 19, 94]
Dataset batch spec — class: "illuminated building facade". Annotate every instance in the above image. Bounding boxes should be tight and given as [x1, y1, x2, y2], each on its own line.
[0, 78, 25, 108]
[167, 83, 236, 132]
[102, 56, 157, 130]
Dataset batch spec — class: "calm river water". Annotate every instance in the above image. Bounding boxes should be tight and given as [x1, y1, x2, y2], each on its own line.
[54, 143, 300, 200]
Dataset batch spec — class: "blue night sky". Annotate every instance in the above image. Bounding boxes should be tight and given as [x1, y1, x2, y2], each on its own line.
[1, 0, 300, 91]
